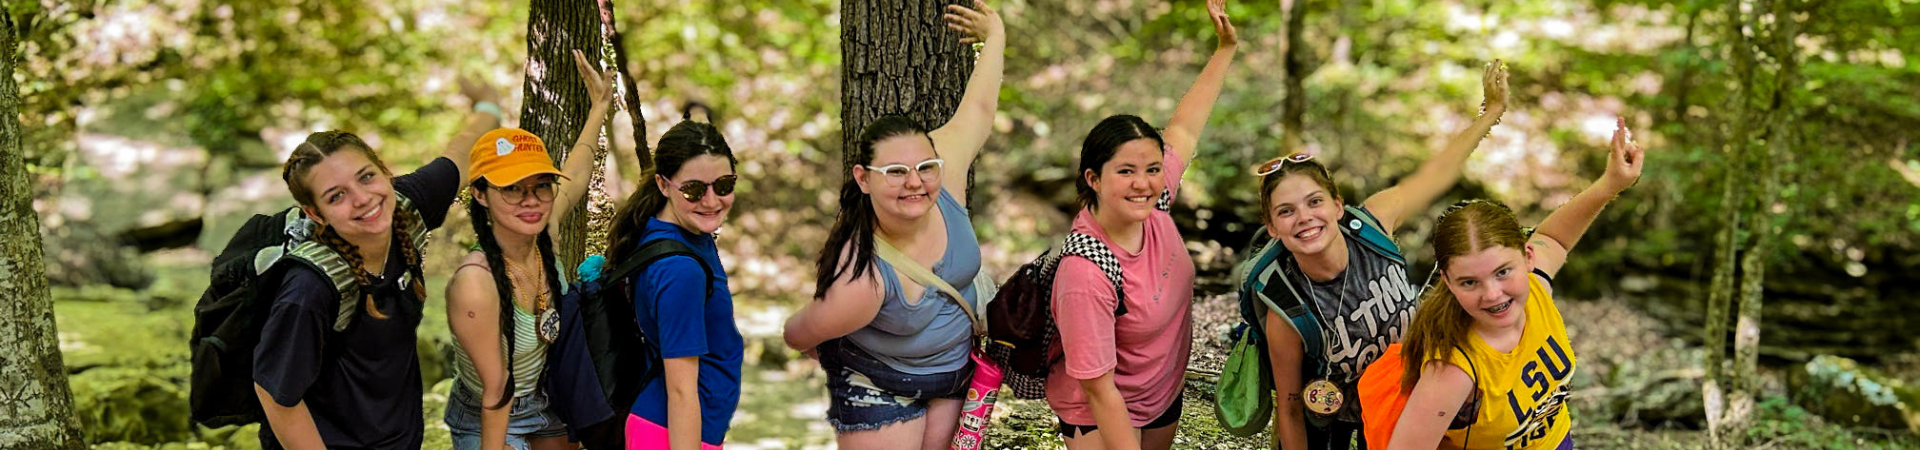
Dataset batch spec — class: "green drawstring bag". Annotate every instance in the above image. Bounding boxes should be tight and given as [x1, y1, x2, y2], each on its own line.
[1214, 323, 1273, 436]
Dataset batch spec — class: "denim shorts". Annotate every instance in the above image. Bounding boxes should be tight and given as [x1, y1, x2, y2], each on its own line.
[819, 338, 974, 432]
[444, 383, 570, 450]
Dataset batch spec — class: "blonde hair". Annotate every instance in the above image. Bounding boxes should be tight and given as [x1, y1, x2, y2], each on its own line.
[1399, 200, 1527, 388]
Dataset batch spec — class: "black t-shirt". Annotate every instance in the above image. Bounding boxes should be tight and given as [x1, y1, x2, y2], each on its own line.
[254, 157, 457, 450]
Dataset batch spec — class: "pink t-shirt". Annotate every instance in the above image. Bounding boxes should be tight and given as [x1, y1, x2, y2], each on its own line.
[1046, 150, 1197, 426]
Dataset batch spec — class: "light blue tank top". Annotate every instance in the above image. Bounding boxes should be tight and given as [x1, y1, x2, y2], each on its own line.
[844, 187, 981, 375]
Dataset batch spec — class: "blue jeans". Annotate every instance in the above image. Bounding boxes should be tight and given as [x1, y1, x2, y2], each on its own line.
[819, 338, 973, 432]
[444, 383, 569, 450]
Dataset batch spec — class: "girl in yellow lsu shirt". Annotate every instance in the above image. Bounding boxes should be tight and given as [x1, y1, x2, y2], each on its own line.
[1386, 116, 1647, 450]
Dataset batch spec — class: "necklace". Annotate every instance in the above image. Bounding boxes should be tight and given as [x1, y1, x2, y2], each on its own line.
[1295, 257, 1353, 418]
[501, 246, 560, 344]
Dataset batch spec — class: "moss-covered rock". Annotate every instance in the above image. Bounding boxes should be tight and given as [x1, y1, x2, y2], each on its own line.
[423, 378, 454, 450]
[71, 367, 191, 445]
[1788, 355, 1919, 432]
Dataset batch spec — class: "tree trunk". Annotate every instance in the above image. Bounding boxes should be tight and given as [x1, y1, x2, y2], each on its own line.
[596, 0, 650, 173]
[840, 0, 976, 189]
[522, 0, 609, 272]
[1704, 0, 1758, 447]
[1278, 0, 1308, 154]
[0, 10, 87, 450]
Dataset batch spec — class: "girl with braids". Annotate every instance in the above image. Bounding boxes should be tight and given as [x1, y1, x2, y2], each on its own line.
[254, 107, 500, 448]
[781, 2, 1003, 448]
[1252, 61, 1509, 450]
[606, 116, 741, 450]
[1045, 2, 1234, 449]
[1384, 118, 1643, 450]
[443, 50, 612, 450]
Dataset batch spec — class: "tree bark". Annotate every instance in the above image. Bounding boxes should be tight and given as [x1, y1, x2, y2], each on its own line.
[1704, 0, 1758, 447]
[0, 10, 87, 450]
[1278, 0, 1308, 154]
[840, 0, 976, 188]
[596, 0, 650, 173]
[522, 0, 608, 273]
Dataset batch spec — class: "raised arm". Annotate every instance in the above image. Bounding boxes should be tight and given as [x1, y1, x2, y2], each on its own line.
[446, 76, 507, 184]
[551, 49, 618, 227]
[928, 0, 1005, 205]
[1160, 0, 1239, 164]
[1529, 116, 1644, 278]
[1362, 61, 1509, 233]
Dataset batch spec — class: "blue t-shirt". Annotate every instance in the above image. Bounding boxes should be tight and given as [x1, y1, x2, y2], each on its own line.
[629, 218, 743, 445]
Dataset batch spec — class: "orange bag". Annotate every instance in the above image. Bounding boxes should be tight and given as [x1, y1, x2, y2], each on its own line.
[1358, 342, 1412, 449]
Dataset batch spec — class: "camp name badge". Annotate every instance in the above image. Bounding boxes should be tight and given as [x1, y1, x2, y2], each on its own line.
[537, 308, 560, 344]
[1303, 379, 1343, 415]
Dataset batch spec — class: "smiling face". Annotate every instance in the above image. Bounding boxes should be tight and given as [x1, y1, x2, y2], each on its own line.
[1264, 174, 1345, 256]
[656, 154, 737, 234]
[1085, 138, 1164, 223]
[297, 149, 397, 242]
[476, 174, 558, 238]
[1442, 245, 1534, 331]
[854, 134, 941, 222]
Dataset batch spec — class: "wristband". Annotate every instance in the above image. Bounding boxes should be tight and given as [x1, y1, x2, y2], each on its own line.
[473, 101, 504, 121]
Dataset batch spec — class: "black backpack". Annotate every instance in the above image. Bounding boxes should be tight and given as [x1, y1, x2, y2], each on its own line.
[983, 190, 1165, 399]
[544, 238, 713, 450]
[189, 197, 429, 427]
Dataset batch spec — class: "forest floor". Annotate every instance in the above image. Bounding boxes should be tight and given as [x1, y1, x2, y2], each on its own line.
[52, 252, 1920, 450]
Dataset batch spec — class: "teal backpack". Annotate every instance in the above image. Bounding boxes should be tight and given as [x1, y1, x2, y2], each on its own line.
[1213, 205, 1405, 436]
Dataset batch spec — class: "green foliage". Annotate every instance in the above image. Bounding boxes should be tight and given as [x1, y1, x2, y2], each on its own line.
[1746, 396, 1920, 450]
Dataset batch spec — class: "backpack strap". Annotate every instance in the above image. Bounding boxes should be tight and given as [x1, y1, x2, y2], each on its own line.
[1061, 232, 1127, 317]
[281, 194, 430, 332]
[1245, 243, 1329, 378]
[872, 235, 982, 336]
[1339, 205, 1405, 266]
[610, 238, 714, 303]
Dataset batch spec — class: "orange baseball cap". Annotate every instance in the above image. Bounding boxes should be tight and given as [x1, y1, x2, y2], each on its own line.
[469, 128, 570, 186]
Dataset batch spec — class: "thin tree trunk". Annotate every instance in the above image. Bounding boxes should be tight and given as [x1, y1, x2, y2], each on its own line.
[840, 0, 976, 187]
[596, 0, 650, 172]
[522, 0, 607, 273]
[0, 10, 87, 450]
[1731, 0, 1799, 440]
[1704, 0, 1758, 446]
[1278, 0, 1307, 154]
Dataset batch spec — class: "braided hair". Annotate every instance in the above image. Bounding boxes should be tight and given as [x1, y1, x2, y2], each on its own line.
[282, 130, 428, 320]
[466, 179, 565, 410]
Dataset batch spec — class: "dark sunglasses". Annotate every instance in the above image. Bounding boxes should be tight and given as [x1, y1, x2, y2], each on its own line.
[1252, 152, 1318, 176]
[670, 175, 739, 202]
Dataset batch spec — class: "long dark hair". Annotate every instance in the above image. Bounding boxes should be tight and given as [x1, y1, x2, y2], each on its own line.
[812, 114, 930, 298]
[608, 116, 736, 264]
[465, 178, 564, 410]
[1076, 114, 1166, 210]
[281, 130, 427, 321]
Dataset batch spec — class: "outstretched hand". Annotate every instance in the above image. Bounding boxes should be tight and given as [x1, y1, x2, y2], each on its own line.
[945, 0, 1002, 45]
[1481, 59, 1509, 119]
[571, 49, 617, 108]
[1209, 0, 1238, 49]
[1604, 116, 1646, 193]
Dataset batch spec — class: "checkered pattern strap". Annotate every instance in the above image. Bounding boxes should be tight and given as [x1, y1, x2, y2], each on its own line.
[1155, 188, 1172, 211]
[1062, 232, 1126, 315]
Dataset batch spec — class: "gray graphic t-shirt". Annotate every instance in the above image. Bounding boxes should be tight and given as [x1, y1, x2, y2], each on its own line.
[1292, 248, 1418, 383]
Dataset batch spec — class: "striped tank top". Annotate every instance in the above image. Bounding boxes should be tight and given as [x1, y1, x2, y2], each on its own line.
[451, 297, 549, 399]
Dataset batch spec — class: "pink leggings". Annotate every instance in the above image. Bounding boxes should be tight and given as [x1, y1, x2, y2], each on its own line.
[625, 414, 724, 450]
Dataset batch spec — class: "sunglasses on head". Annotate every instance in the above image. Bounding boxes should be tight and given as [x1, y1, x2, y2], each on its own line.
[668, 175, 738, 202]
[1252, 152, 1320, 177]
